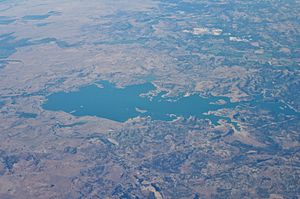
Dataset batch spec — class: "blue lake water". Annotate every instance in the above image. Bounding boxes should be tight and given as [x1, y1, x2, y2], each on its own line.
[42, 81, 300, 127]
[43, 81, 238, 125]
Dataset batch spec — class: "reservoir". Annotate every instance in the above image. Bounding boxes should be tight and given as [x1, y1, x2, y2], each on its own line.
[42, 81, 237, 125]
[42, 81, 299, 126]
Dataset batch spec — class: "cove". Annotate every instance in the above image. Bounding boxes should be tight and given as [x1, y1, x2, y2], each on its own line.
[43, 81, 237, 125]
